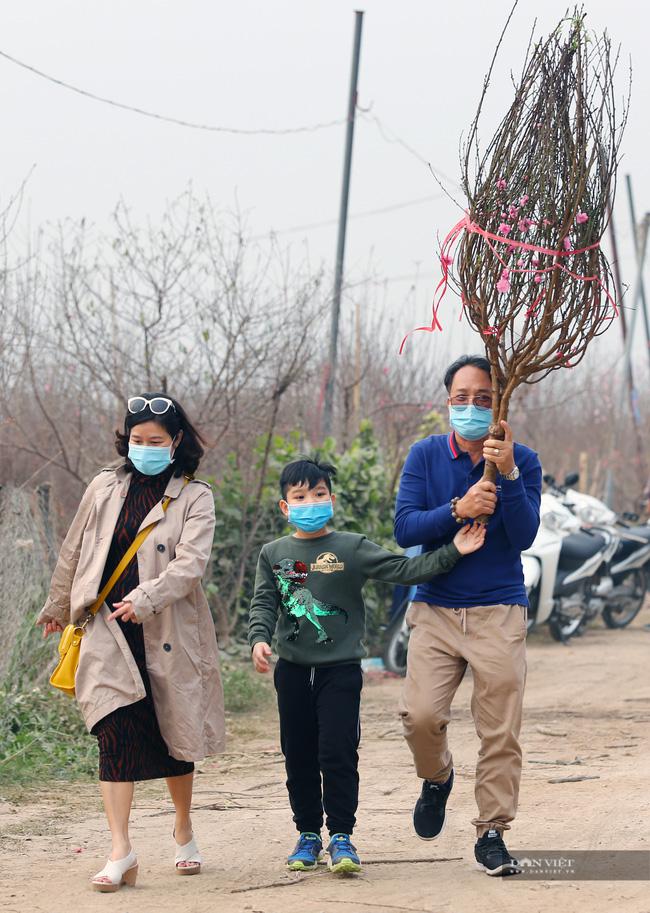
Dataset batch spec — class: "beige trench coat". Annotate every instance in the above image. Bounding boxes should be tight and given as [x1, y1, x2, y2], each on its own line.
[38, 466, 225, 762]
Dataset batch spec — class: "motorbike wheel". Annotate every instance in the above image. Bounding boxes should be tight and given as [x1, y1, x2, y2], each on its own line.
[548, 588, 587, 642]
[602, 569, 647, 629]
[383, 607, 411, 676]
[525, 582, 540, 633]
[548, 612, 584, 642]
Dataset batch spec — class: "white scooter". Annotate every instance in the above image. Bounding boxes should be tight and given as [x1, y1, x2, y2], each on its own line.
[522, 475, 618, 641]
[550, 480, 650, 629]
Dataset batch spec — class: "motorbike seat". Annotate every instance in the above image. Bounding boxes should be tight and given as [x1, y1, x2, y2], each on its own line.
[624, 525, 650, 542]
[559, 530, 607, 568]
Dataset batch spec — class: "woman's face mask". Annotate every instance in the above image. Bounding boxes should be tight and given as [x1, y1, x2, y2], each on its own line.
[128, 442, 175, 476]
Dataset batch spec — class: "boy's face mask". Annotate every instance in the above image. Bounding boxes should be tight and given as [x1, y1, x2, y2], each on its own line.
[288, 500, 334, 533]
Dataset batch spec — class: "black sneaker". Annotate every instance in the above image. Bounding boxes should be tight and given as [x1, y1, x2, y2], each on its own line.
[413, 769, 454, 840]
[474, 828, 521, 876]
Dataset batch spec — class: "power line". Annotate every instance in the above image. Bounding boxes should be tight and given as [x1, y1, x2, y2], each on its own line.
[252, 191, 445, 240]
[346, 271, 431, 288]
[0, 47, 346, 136]
[361, 111, 466, 201]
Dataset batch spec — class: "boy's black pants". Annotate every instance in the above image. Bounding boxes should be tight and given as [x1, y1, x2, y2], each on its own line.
[274, 658, 363, 836]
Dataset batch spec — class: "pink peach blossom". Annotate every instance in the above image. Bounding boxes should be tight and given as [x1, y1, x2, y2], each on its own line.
[534, 273, 543, 284]
[542, 218, 553, 227]
[496, 178, 507, 190]
[519, 194, 529, 206]
[496, 277, 511, 293]
[518, 218, 533, 232]
[576, 211, 588, 224]
[516, 258, 524, 267]
[508, 205, 520, 219]
[497, 223, 511, 236]
[563, 237, 572, 251]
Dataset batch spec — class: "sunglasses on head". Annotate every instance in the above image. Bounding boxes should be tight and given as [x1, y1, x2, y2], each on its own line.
[127, 396, 176, 416]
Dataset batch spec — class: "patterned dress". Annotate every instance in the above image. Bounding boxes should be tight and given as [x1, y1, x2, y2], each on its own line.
[92, 466, 195, 782]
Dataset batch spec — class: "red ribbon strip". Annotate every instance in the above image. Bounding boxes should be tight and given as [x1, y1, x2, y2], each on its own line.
[399, 213, 618, 354]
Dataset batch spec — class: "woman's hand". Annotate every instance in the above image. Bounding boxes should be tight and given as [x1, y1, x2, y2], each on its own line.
[108, 601, 139, 623]
[252, 642, 273, 673]
[38, 618, 64, 638]
[453, 521, 487, 555]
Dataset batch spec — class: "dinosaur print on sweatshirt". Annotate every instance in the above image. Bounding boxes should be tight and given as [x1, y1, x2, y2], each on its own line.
[272, 558, 348, 644]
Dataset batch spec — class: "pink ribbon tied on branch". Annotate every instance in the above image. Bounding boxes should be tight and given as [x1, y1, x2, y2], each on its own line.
[399, 212, 618, 354]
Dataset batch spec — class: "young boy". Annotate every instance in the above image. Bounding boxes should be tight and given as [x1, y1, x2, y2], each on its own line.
[248, 458, 485, 875]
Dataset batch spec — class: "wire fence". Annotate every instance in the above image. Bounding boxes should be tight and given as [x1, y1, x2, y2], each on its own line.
[0, 485, 55, 687]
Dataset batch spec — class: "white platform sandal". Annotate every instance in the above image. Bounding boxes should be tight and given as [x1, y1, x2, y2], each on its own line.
[174, 835, 202, 875]
[91, 850, 138, 892]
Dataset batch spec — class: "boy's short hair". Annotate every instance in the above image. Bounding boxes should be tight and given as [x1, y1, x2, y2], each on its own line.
[279, 458, 337, 499]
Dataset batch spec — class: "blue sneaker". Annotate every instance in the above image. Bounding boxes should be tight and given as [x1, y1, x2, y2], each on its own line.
[327, 833, 361, 874]
[287, 832, 323, 870]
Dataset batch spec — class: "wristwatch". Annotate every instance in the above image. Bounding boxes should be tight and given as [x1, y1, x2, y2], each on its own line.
[502, 465, 520, 482]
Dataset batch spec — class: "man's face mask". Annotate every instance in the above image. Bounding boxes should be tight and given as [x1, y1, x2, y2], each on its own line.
[448, 404, 492, 441]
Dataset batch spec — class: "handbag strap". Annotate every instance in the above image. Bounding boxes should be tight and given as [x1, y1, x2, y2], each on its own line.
[87, 476, 190, 618]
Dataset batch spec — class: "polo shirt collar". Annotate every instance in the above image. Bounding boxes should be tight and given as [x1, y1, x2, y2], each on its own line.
[447, 432, 461, 459]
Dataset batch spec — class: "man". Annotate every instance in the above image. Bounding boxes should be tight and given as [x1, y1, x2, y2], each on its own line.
[394, 354, 541, 877]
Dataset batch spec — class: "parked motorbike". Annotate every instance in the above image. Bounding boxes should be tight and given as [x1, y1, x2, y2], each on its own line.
[523, 479, 618, 641]
[383, 592, 412, 676]
[549, 478, 650, 629]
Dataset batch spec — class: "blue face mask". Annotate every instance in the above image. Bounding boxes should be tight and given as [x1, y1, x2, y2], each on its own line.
[128, 443, 174, 476]
[448, 404, 493, 441]
[288, 500, 334, 533]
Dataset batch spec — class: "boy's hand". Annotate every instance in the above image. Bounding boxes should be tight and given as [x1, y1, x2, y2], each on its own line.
[252, 642, 273, 673]
[453, 522, 487, 555]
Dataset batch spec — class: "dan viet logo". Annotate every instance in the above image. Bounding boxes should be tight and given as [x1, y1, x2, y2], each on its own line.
[311, 552, 345, 574]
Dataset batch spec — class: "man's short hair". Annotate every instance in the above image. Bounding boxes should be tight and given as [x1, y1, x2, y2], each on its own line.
[443, 354, 492, 392]
[279, 458, 337, 499]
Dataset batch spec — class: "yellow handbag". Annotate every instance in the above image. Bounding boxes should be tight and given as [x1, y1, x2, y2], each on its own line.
[50, 488, 180, 697]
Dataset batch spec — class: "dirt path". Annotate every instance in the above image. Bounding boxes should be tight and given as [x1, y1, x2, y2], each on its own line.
[2, 607, 649, 913]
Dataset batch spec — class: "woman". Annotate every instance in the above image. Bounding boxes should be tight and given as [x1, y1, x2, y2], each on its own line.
[37, 394, 225, 892]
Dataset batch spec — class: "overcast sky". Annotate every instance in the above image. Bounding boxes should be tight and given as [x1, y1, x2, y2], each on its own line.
[1, 0, 647, 366]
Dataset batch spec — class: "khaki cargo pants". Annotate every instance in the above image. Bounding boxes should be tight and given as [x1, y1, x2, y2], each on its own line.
[399, 601, 527, 836]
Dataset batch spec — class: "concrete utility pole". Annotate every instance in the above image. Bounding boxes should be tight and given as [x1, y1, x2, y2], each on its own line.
[618, 211, 649, 485]
[606, 193, 628, 341]
[322, 10, 364, 439]
[625, 175, 650, 372]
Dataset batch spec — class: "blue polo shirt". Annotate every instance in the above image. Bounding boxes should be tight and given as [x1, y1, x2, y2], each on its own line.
[394, 432, 542, 608]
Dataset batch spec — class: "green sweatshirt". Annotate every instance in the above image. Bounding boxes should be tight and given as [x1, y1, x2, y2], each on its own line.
[248, 530, 461, 667]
